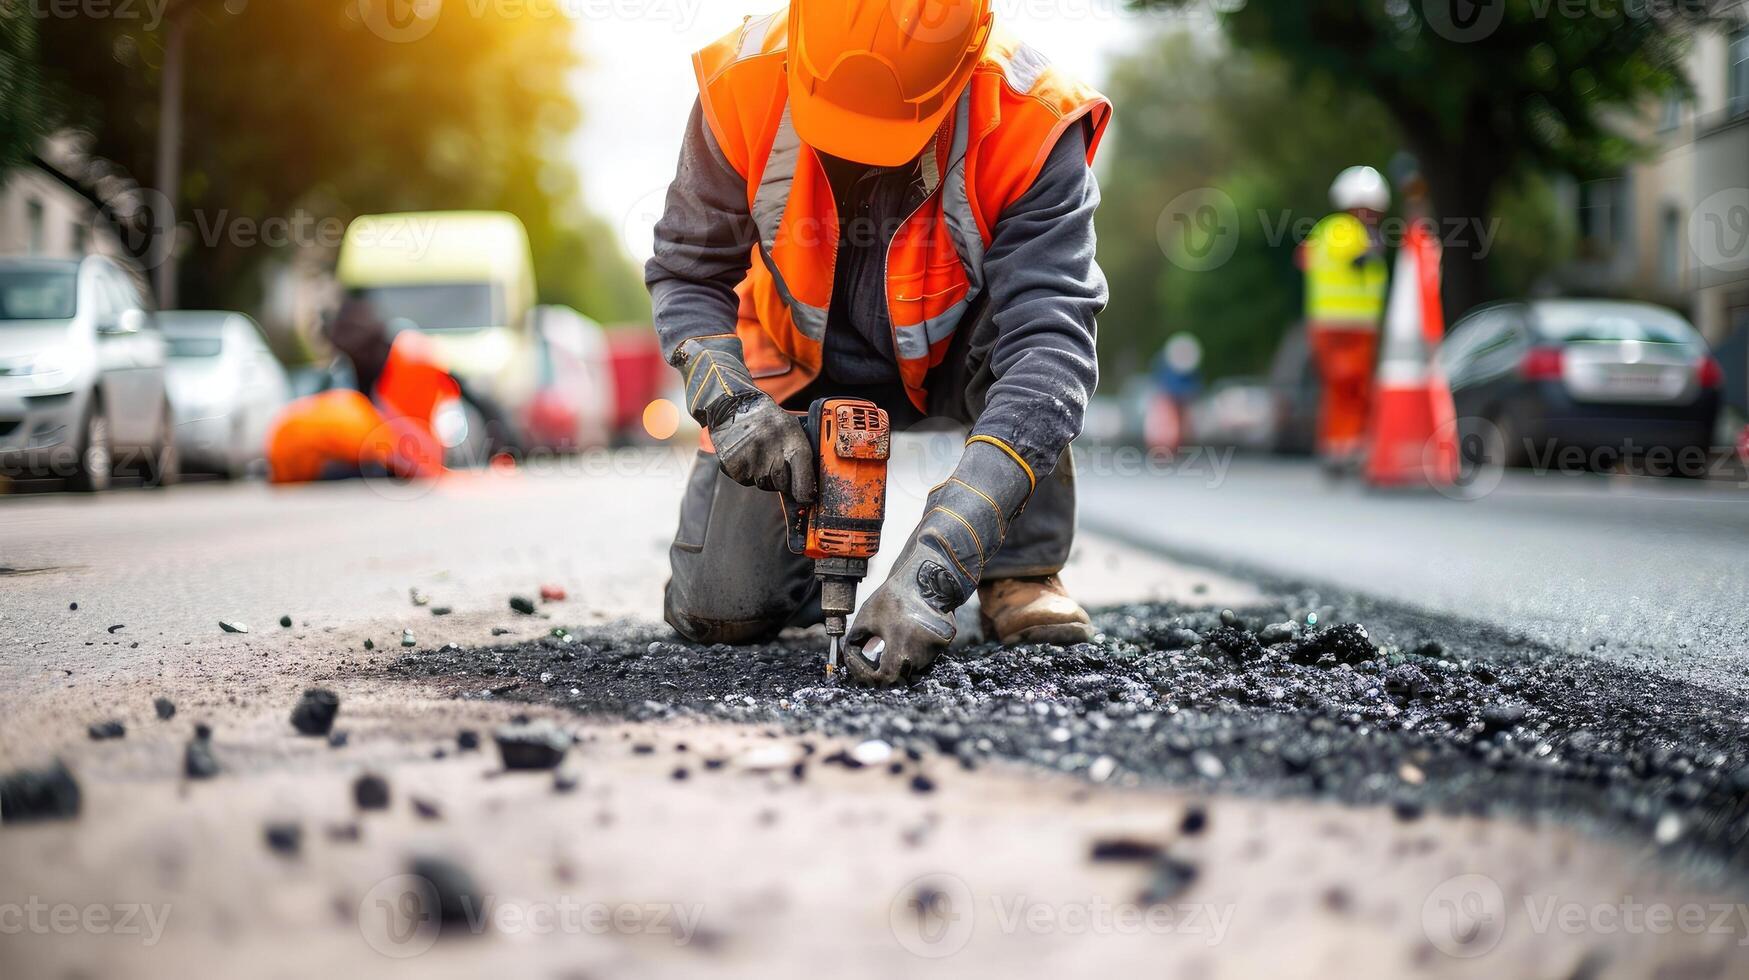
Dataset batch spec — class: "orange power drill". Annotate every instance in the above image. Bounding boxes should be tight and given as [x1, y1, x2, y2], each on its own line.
[781, 398, 891, 675]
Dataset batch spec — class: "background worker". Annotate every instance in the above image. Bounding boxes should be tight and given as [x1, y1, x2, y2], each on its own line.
[646, 0, 1112, 685]
[1301, 166, 1391, 470]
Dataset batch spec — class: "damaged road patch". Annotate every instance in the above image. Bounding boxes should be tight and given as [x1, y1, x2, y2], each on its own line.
[390, 598, 1749, 879]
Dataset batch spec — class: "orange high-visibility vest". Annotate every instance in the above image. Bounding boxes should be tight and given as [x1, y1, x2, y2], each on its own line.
[694, 9, 1112, 412]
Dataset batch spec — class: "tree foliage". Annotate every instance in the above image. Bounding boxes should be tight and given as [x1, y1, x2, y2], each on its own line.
[32, 1, 645, 323]
[1096, 31, 1401, 382]
[0, 14, 48, 172]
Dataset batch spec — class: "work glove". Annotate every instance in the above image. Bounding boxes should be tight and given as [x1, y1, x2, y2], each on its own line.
[845, 438, 1034, 685]
[675, 334, 815, 503]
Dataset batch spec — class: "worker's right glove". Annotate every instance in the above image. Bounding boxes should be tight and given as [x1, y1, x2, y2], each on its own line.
[675, 334, 815, 503]
[845, 438, 1034, 685]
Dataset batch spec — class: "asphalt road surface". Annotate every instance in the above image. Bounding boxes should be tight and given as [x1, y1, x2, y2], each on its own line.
[1079, 454, 1749, 696]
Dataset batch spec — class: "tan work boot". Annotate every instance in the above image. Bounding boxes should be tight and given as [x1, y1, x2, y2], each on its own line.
[977, 575, 1095, 645]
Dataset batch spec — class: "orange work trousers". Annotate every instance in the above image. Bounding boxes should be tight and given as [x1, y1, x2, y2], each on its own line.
[1307, 324, 1379, 461]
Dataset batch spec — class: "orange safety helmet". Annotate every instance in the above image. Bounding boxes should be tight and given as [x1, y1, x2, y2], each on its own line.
[788, 0, 994, 168]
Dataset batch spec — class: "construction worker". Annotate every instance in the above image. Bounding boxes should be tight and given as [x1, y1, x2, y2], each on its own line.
[648, 1, 1112, 685]
[1301, 166, 1391, 469]
[265, 298, 465, 483]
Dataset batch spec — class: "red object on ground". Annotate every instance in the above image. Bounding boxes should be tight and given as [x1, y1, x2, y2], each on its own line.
[1365, 217, 1458, 489]
[539, 584, 567, 602]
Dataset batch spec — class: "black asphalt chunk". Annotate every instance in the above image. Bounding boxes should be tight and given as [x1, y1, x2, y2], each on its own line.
[329, 731, 350, 749]
[409, 855, 482, 930]
[391, 598, 1749, 876]
[106, 624, 124, 634]
[193, 722, 213, 740]
[279, 615, 293, 629]
[1137, 854, 1200, 905]
[264, 821, 302, 856]
[1090, 838, 1163, 863]
[87, 720, 125, 741]
[290, 688, 341, 736]
[909, 773, 936, 794]
[412, 797, 443, 820]
[219, 621, 247, 634]
[1180, 806, 1208, 837]
[154, 697, 176, 720]
[184, 738, 219, 780]
[493, 721, 569, 770]
[354, 773, 391, 810]
[1, 761, 81, 822]
[456, 730, 480, 752]
[553, 770, 580, 793]
[509, 596, 537, 615]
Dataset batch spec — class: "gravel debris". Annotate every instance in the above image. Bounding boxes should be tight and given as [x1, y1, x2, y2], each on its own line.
[0, 761, 81, 822]
[87, 720, 125, 740]
[289, 688, 341, 736]
[509, 595, 537, 616]
[264, 821, 302, 857]
[153, 697, 176, 720]
[218, 621, 248, 634]
[354, 773, 391, 810]
[493, 721, 570, 770]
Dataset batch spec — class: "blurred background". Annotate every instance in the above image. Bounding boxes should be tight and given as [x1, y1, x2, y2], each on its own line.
[0, 0, 1745, 488]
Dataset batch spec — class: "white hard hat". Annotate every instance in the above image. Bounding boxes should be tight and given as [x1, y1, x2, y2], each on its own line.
[1330, 166, 1390, 212]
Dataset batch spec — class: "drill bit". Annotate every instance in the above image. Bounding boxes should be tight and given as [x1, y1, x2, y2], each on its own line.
[827, 633, 840, 676]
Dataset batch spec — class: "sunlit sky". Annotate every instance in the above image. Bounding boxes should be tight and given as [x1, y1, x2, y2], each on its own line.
[569, 3, 1183, 262]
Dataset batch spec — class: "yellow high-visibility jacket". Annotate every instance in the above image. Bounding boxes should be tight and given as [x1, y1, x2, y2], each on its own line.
[1304, 212, 1388, 328]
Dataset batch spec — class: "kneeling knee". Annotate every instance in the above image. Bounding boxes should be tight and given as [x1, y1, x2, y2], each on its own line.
[664, 587, 792, 646]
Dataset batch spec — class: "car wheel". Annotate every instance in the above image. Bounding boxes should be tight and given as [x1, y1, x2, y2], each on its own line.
[69, 404, 113, 493]
[1490, 411, 1527, 469]
[143, 402, 179, 489]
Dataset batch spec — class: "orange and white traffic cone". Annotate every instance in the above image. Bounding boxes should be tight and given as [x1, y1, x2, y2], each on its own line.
[1365, 217, 1458, 489]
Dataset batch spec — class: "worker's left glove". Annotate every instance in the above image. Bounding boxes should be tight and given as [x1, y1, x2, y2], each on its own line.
[675, 334, 816, 503]
[845, 439, 1034, 685]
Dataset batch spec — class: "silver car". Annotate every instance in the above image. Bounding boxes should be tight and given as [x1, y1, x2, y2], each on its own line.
[160, 311, 290, 478]
[0, 256, 176, 491]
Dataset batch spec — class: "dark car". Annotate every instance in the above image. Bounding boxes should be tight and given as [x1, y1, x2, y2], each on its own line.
[1439, 300, 1721, 470]
[1266, 321, 1319, 456]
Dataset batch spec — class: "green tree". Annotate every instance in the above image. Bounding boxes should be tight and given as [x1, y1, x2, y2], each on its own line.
[33, 2, 646, 322]
[1097, 31, 1401, 381]
[0, 14, 49, 171]
[1129, 0, 1726, 321]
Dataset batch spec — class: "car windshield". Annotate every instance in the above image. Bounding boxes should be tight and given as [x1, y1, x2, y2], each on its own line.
[0, 267, 78, 320]
[352, 283, 503, 332]
[166, 335, 224, 358]
[1534, 304, 1702, 349]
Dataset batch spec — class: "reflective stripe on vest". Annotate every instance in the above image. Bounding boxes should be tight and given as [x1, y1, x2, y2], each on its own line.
[694, 11, 1112, 409]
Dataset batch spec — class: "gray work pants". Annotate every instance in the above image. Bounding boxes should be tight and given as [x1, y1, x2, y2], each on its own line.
[664, 305, 1077, 645]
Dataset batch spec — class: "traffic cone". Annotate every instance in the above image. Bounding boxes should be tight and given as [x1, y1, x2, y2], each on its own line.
[1365, 217, 1458, 489]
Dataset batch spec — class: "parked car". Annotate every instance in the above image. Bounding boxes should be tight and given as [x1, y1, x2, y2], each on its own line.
[1266, 321, 1319, 456]
[522, 305, 615, 453]
[1439, 300, 1721, 469]
[0, 255, 175, 491]
[1188, 375, 1278, 452]
[160, 311, 291, 478]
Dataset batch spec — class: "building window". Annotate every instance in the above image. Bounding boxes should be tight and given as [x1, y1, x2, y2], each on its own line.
[1659, 207, 1682, 291]
[1657, 92, 1683, 133]
[25, 198, 44, 255]
[1731, 28, 1748, 118]
[1577, 177, 1630, 253]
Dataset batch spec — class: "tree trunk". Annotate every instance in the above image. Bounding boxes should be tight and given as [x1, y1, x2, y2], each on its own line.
[1411, 137, 1498, 325]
